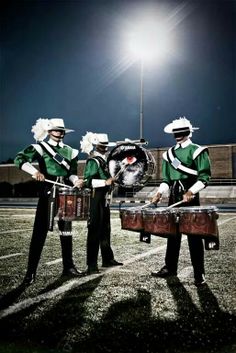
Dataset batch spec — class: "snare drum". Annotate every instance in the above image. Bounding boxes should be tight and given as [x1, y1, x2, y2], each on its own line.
[57, 188, 90, 221]
[120, 207, 144, 232]
[142, 208, 178, 237]
[178, 206, 219, 238]
[108, 143, 156, 187]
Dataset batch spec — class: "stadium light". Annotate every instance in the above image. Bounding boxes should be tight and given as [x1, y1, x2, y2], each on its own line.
[126, 20, 171, 139]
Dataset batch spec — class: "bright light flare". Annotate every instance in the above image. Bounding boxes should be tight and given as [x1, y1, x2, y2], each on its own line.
[126, 20, 172, 63]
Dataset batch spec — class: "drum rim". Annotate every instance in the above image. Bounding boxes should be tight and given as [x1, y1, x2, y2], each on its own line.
[120, 208, 142, 213]
[178, 206, 218, 212]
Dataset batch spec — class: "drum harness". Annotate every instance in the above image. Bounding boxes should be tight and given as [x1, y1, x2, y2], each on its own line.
[38, 141, 73, 231]
[166, 146, 199, 200]
[87, 156, 112, 206]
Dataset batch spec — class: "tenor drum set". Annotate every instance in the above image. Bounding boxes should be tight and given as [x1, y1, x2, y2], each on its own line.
[119, 205, 219, 245]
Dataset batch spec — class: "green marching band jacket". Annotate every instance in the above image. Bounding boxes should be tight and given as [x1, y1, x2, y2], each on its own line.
[161, 140, 211, 192]
[14, 140, 79, 179]
[84, 155, 110, 189]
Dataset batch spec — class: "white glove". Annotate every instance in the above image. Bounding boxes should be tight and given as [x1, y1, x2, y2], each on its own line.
[73, 179, 84, 189]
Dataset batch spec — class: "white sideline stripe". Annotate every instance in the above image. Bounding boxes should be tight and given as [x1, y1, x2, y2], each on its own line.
[0, 253, 23, 260]
[0, 244, 166, 319]
[0, 280, 79, 318]
[0, 229, 32, 235]
[0, 216, 235, 319]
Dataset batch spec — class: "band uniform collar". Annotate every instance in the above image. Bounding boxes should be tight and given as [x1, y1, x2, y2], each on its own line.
[94, 150, 107, 161]
[174, 138, 192, 149]
[48, 138, 64, 148]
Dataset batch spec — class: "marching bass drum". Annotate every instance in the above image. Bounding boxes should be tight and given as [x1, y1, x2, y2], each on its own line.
[107, 142, 156, 187]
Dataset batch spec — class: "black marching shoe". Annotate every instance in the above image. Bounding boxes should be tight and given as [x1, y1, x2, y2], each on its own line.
[151, 266, 177, 278]
[85, 266, 100, 275]
[22, 273, 36, 286]
[102, 259, 123, 267]
[194, 274, 206, 287]
[62, 267, 85, 277]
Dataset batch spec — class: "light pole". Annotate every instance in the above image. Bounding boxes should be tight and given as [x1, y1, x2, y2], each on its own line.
[139, 59, 144, 140]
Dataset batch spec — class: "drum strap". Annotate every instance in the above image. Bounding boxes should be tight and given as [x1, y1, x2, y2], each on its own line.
[167, 147, 198, 176]
[88, 156, 109, 173]
[40, 142, 70, 171]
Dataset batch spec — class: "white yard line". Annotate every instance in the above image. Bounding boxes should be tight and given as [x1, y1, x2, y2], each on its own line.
[0, 229, 32, 235]
[1, 215, 34, 218]
[45, 259, 62, 265]
[218, 216, 236, 226]
[0, 253, 23, 260]
[0, 215, 235, 319]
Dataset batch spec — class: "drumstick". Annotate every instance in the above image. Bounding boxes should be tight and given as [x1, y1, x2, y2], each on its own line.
[139, 202, 155, 209]
[166, 195, 196, 209]
[166, 200, 185, 209]
[32, 176, 72, 189]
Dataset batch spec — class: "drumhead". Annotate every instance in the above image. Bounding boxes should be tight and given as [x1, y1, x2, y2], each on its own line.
[107, 143, 156, 187]
[142, 207, 177, 215]
[178, 206, 218, 213]
[120, 207, 142, 214]
[58, 187, 77, 195]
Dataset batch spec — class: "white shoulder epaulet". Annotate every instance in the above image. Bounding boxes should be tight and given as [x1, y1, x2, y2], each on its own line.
[163, 151, 168, 161]
[193, 146, 208, 160]
[62, 144, 78, 159]
[31, 144, 43, 156]
[71, 148, 79, 159]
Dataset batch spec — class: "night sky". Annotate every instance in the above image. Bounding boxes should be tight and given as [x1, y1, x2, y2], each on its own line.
[1, 0, 235, 162]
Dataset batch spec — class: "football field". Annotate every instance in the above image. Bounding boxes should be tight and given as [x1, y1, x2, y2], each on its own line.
[0, 208, 235, 353]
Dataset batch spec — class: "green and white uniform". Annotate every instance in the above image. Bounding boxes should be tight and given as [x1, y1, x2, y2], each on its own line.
[158, 139, 211, 198]
[14, 139, 79, 183]
[157, 138, 212, 282]
[84, 151, 114, 270]
[14, 138, 80, 278]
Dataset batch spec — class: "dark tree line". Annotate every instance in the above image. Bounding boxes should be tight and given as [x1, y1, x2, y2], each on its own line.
[0, 181, 41, 197]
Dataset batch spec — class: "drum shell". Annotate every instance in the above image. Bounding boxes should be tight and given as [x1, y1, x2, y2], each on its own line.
[57, 188, 90, 221]
[142, 208, 178, 237]
[120, 208, 143, 232]
[178, 206, 219, 238]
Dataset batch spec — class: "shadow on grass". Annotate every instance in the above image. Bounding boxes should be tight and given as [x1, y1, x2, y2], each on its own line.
[0, 283, 27, 311]
[0, 275, 103, 353]
[0, 276, 235, 353]
[74, 278, 236, 353]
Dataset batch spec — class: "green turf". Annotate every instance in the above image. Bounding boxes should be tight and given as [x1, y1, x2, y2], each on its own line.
[0, 209, 235, 353]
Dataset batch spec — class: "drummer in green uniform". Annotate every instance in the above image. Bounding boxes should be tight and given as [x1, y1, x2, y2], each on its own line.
[81, 132, 123, 274]
[14, 118, 85, 285]
[151, 117, 212, 286]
